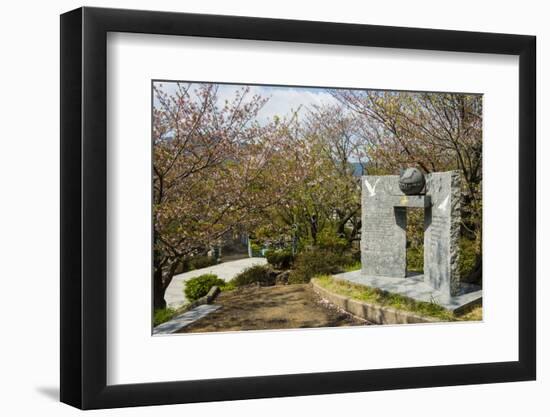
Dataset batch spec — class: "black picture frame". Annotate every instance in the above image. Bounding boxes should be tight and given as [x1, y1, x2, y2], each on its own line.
[60, 6, 536, 410]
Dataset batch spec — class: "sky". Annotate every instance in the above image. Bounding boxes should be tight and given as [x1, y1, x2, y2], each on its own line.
[153, 81, 341, 124]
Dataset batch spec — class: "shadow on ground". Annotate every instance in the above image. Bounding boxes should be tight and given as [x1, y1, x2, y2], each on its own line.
[36, 386, 59, 401]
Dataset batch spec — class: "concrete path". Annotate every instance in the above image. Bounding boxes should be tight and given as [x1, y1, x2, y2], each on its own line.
[164, 257, 267, 309]
[153, 304, 221, 335]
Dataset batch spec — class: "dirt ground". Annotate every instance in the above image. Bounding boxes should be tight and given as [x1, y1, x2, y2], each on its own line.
[176, 284, 367, 333]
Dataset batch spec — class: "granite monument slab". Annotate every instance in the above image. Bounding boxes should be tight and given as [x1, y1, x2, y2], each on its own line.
[352, 169, 481, 312]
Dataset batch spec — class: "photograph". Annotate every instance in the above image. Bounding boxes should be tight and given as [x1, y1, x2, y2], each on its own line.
[0, 0, 542, 413]
[151, 81, 483, 334]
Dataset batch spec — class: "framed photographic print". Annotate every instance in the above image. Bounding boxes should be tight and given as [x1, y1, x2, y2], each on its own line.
[60, 6, 536, 410]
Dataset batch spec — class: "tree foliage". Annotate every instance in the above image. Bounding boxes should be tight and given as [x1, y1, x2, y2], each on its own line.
[152, 83, 306, 308]
[256, 104, 366, 249]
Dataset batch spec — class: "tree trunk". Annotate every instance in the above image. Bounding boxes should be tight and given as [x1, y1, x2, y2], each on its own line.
[310, 215, 318, 244]
[153, 267, 167, 310]
[153, 259, 180, 310]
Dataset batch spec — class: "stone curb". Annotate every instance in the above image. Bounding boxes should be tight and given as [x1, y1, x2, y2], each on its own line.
[311, 279, 438, 325]
[153, 304, 221, 335]
[153, 286, 222, 335]
[184, 285, 221, 311]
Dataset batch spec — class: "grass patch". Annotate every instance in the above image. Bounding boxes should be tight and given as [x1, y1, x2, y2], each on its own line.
[457, 306, 483, 321]
[313, 275, 481, 322]
[343, 261, 362, 272]
[220, 280, 237, 292]
[153, 308, 177, 326]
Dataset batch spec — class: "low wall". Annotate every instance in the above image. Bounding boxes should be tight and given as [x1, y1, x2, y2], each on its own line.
[311, 279, 437, 325]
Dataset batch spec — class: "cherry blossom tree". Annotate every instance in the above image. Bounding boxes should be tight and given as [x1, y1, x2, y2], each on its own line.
[256, 104, 366, 249]
[331, 90, 483, 282]
[153, 83, 305, 309]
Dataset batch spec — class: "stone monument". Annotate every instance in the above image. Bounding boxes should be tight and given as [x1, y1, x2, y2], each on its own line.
[337, 168, 481, 312]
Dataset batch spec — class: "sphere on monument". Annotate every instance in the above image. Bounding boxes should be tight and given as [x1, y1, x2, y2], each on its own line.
[398, 167, 425, 195]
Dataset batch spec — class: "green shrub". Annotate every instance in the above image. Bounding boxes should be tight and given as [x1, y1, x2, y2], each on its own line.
[459, 237, 479, 279]
[288, 248, 351, 284]
[265, 249, 294, 269]
[249, 241, 265, 257]
[250, 242, 262, 252]
[406, 245, 424, 273]
[231, 265, 274, 287]
[317, 227, 348, 253]
[189, 255, 217, 270]
[153, 308, 176, 326]
[184, 274, 225, 301]
[406, 208, 424, 273]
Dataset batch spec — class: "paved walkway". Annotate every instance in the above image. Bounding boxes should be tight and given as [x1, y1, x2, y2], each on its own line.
[153, 304, 221, 335]
[164, 257, 267, 309]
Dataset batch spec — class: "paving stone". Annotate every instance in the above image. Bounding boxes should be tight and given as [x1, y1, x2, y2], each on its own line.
[153, 304, 221, 335]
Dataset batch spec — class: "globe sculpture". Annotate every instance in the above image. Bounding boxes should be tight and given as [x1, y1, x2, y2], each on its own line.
[398, 167, 425, 195]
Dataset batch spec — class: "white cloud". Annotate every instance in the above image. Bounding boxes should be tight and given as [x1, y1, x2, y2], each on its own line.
[153, 81, 340, 124]
[253, 86, 340, 123]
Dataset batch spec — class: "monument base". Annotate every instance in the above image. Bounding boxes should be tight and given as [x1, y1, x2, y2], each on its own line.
[333, 270, 482, 313]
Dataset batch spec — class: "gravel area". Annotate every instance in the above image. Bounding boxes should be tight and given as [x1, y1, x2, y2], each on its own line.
[177, 284, 368, 333]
